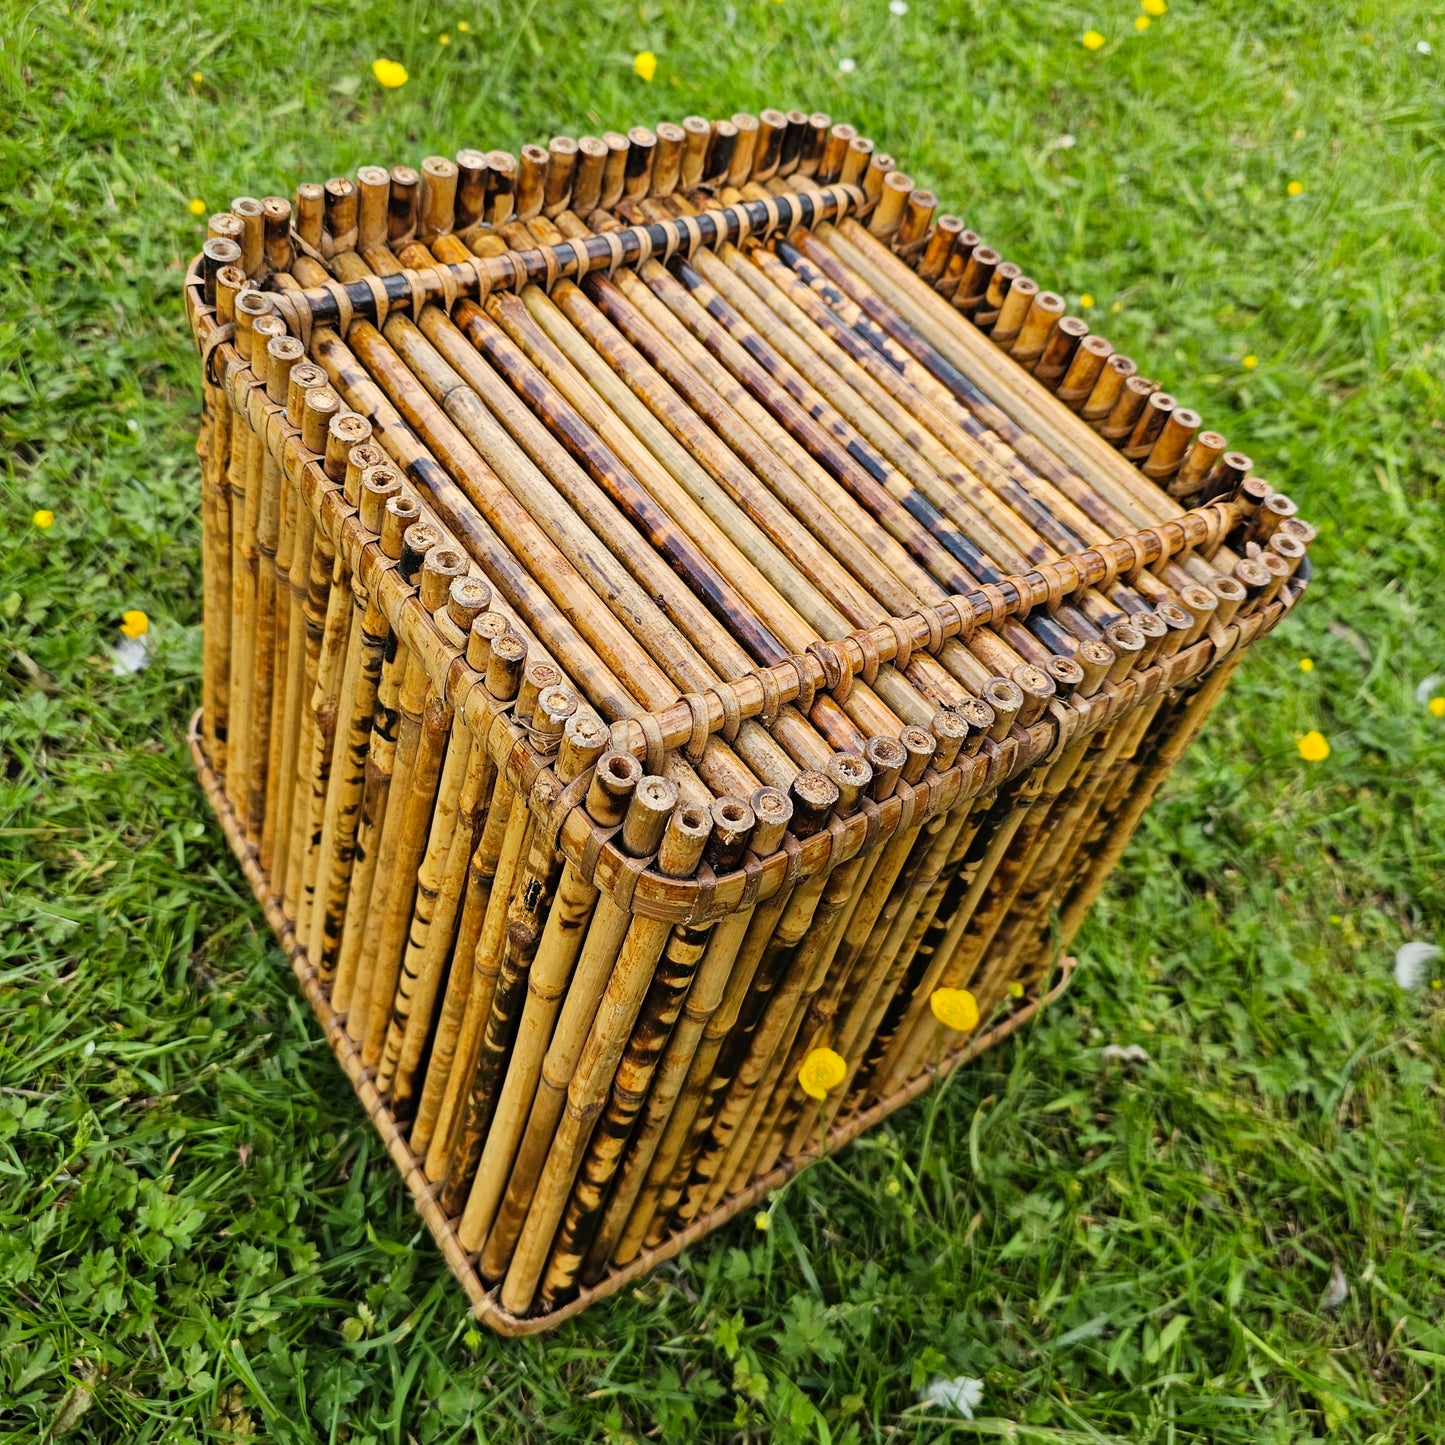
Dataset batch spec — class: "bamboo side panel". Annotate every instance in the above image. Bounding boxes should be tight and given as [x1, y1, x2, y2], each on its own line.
[191, 704, 1077, 1334]
[183, 107, 1312, 1331]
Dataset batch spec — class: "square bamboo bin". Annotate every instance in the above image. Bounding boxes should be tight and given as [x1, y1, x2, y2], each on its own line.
[183, 110, 1310, 1332]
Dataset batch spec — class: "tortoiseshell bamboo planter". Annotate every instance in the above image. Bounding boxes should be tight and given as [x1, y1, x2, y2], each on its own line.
[184, 109, 1310, 1333]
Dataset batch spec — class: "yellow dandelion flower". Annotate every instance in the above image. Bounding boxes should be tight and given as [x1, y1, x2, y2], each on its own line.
[120, 609, 150, 639]
[1242, 354, 1258, 370]
[33, 509, 55, 530]
[1297, 730, 1330, 763]
[1135, 15, 1150, 29]
[798, 1047, 847, 1099]
[1298, 657, 1314, 672]
[372, 58, 409, 89]
[1082, 29, 1106, 50]
[634, 50, 658, 81]
[439, 32, 450, 44]
[1142, 0, 1167, 12]
[458, 19, 469, 30]
[1430, 697, 1445, 718]
[1079, 293, 1095, 309]
[754, 1210, 771, 1231]
[191, 70, 203, 84]
[930, 987, 980, 1033]
[188, 197, 206, 216]
[1007, 980, 1025, 999]
[1287, 179, 1304, 197]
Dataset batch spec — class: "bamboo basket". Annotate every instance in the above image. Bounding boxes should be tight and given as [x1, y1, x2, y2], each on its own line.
[183, 110, 1310, 1333]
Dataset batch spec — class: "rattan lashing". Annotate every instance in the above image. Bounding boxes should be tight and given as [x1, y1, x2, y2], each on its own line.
[185, 109, 1309, 1331]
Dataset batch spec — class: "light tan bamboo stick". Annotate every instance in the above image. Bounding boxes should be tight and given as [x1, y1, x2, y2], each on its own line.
[221, 301, 273, 828]
[383, 638, 496, 1112]
[499, 791, 713, 1316]
[234, 312, 289, 828]
[355, 543, 473, 1064]
[480, 770, 686, 1277]
[435, 677, 581, 1214]
[288, 416, 373, 936]
[279, 526, 334, 921]
[244, 334, 305, 837]
[260, 367, 333, 870]
[326, 494, 428, 1010]
[418, 634, 535, 1176]
[577, 793, 761, 1279]
[614, 789, 796, 1260]
[307, 464, 406, 974]
[404, 618, 519, 1154]
[456, 747, 645, 1251]
[370, 573, 495, 1094]
[199, 260, 246, 776]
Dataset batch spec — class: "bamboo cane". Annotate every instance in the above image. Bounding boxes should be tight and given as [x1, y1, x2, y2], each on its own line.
[499, 791, 714, 1315]
[373, 573, 497, 1096]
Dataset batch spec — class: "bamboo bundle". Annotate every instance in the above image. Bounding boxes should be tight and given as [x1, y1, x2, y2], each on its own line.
[183, 110, 1309, 1333]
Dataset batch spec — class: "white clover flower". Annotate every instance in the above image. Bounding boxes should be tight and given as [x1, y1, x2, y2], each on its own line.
[922, 1376, 984, 1418]
[838, 56, 857, 73]
[1394, 941, 1440, 990]
[1101, 1043, 1151, 1065]
[1417, 40, 1432, 55]
[1319, 1262, 1348, 1311]
[112, 635, 153, 676]
[889, 0, 909, 14]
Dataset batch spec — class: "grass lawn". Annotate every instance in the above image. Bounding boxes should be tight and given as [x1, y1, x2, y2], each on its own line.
[3, 0, 1444, 1439]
